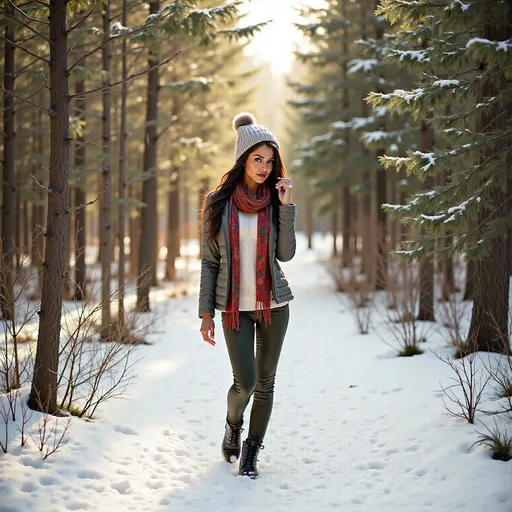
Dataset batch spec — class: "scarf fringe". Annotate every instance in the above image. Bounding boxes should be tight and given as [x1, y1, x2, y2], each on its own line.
[256, 301, 272, 326]
[224, 310, 240, 332]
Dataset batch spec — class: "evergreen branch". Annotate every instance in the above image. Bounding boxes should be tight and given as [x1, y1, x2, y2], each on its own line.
[68, 18, 165, 73]
[0, 36, 50, 64]
[1, 86, 48, 113]
[69, 51, 181, 100]
[3, 0, 49, 25]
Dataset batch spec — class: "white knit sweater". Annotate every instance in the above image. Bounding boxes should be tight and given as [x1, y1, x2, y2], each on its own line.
[238, 213, 287, 311]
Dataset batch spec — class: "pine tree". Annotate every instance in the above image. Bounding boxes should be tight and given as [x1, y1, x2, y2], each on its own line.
[369, 0, 512, 352]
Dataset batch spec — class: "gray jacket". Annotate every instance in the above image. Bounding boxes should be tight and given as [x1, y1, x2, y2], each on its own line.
[198, 195, 296, 318]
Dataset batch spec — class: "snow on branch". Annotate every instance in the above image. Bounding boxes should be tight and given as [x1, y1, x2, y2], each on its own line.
[389, 49, 431, 63]
[348, 59, 380, 74]
[432, 79, 460, 87]
[412, 151, 436, 172]
[375, 88, 425, 104]
[445, 0, 470, 12]
[466, 38, 512, 52]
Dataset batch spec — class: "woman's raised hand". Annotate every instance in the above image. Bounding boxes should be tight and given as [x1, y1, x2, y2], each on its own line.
[200, 315, 216, 346]
[276, 177, 293, 206]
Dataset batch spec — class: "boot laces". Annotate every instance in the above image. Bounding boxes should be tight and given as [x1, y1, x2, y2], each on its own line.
[246, 441, 264, 467]
[229, 424, 243, 445]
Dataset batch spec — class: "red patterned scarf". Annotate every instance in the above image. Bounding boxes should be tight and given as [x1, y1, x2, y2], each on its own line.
[224, 182, 272, 331]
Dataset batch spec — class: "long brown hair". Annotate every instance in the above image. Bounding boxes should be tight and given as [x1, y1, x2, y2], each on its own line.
[201, 142, 287, 244]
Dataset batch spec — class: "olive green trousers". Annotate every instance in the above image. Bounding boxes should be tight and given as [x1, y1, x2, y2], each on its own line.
[221, 304, 290, 442]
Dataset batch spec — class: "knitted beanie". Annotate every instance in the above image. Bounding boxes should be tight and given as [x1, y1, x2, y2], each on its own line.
[232, 113, 280, 162]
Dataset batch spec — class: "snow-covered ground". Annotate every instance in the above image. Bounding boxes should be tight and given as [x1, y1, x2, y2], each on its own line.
[0, 234, 511, 512]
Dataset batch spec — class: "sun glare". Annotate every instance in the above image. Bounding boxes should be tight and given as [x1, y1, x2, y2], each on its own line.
[240, 0, 327, 75]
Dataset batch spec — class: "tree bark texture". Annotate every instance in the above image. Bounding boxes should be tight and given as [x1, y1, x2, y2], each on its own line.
[306, 194, 313, 249]
[74, 79, 86, 300]
[29, 0, 70, 414]
[1, 1, 16, 320]
[468, 9, 512, 352]
[342, 186, 351, 267]
[165, 169, 179, 281]
[101, 4, 113, 336]
[137, 0, 160, 311]
[117, 0, 128, 326]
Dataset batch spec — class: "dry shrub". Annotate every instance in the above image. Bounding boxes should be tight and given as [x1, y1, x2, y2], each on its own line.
[434, 333, 490, 424]
[377, 259, 430, 356]
[0, 244, 40, 392]
[481, 315, 512, 420]
[332, 254, 375, 335]
[435, 262, 470, 355]
[57, 277, 150, 419]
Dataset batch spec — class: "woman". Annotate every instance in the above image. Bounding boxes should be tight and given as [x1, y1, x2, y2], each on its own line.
[198, 112, 296, 478]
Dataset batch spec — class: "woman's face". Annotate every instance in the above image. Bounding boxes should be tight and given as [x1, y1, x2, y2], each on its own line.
[243, 144, 275, 193]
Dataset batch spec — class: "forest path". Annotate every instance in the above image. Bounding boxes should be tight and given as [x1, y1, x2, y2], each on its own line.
[1, 234, 510, 512]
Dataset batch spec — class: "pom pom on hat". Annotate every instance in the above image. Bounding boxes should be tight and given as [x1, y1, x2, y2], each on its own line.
[232, 112, 280, 162]
[232, 112, 256, 131]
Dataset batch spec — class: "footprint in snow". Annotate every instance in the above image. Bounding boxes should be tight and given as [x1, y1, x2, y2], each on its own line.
[113, 425, 138, 436]
[67, 502, 90, 510]
[40, 475, 60, 486]
[111, 480, 132, 494]
[21, 481, 37, 493]
[76, 470, 102, 480]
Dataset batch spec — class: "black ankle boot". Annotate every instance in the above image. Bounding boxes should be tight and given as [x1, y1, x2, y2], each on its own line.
[221, 418, 244, 463]
[238, 439, 264, 478]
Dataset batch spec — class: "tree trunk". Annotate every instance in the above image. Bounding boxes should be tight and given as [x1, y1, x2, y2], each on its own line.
[15, 186, 20, 271]
[118, 0, 128, 327]
[374, 5, 387, 290]
[74, 79, 86, 300]
[468, 15, 511, 353]
[101, 4, 113, 336]
[375, 153, 387, 290]
[331, 199, 338, 258]
[417, 122, 435, 321]
[165, 168, 179, 281]
[136, 0, 160, 312]
[342, 186, 351, 267]
[464, 257, 476, 301]
[1, 0, 16, 320]
[29, 0, 70, 414]
[305, 193, 313, 249]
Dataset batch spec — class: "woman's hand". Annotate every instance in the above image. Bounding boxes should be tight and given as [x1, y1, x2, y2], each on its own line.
[200, 315, 216, 346]
[276, 177, 293, 206]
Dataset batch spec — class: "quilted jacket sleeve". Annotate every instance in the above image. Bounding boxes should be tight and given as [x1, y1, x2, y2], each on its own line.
[198, 194, 220, 318]
[276, 204, 296, 262]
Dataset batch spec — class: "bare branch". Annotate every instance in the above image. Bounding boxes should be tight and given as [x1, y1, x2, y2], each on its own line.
[3, 0, 49, 25]
[73, 136, 104, 148]
[0, 36, 50, 64]
[13, 57, 41, 77]
[69, 51, 181, 101]
[1, 86, 48, 113]
[65, 183, 109, 214]
[30, 173, 51, 192]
